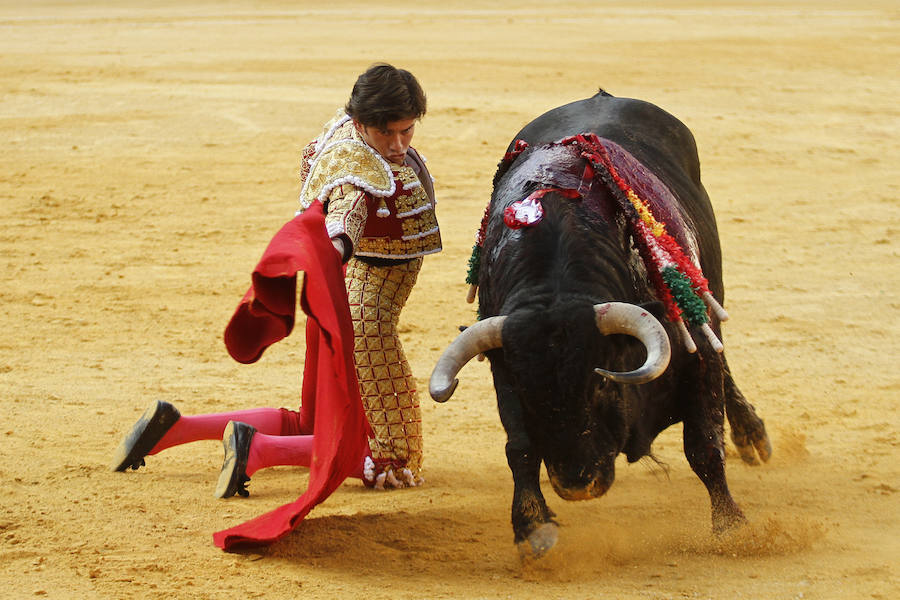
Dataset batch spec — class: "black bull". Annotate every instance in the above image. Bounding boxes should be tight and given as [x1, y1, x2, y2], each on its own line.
[429, 92, 772, 557]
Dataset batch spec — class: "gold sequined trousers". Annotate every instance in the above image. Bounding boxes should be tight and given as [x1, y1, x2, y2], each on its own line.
[345, 257, 423, 476]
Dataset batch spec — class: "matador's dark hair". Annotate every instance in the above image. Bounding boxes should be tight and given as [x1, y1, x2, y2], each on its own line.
[345, 63, 426, 129]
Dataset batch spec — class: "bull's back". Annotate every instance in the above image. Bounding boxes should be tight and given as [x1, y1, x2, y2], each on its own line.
[510, 92, 700, 188]
[505, 91, 724, 297]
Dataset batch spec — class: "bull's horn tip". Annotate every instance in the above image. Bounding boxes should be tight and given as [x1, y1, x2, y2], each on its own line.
[430, 379, 459, 403]
[594, 367, 612, 380]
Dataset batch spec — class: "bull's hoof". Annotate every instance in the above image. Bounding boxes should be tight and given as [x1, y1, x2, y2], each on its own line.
[516, 522, 559, 559]
[752, 431, 773, 463]
[712, 502, 747, 535]
[731, 425, 773, 465]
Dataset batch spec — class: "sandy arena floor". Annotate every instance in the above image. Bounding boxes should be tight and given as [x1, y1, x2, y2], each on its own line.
[1, 1, 898, 598]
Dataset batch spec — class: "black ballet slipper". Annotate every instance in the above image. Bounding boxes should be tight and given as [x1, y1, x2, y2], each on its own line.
[109, 400, 181, 472]
[214, 420, 257, 499]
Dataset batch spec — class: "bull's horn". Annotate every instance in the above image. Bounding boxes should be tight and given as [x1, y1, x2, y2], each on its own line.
[429, 316, 506, 402]
[593, 303, 671, 384]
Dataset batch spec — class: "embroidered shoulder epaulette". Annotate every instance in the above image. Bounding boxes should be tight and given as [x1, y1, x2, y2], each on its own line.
[298, 112, 395, 209]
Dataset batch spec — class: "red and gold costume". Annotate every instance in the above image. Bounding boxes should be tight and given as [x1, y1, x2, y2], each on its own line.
[297, 110, 441, 480]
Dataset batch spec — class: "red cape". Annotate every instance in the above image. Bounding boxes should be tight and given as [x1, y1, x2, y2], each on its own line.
[213, 201, 369, 551]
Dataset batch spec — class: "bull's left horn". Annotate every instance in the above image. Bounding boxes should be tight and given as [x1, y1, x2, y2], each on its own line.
[429, 316, 506, 402]
[593, 303, 671, 384]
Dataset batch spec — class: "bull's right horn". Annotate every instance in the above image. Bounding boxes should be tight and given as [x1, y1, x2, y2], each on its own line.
[593, 302, 671, 384]
[429, 316, 506, 402]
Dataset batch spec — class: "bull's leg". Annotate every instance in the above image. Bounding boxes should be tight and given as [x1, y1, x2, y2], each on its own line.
[492, 365, 558, 557]
[506, 437, 559, 557]
[682, 349, 746, 533]
[722, 355, 772, 465]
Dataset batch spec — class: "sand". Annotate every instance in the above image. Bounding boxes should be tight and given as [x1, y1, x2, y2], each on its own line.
[1, 1, 898, 598]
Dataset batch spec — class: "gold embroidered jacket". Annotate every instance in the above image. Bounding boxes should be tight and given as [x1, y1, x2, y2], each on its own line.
[298, 110, 441, 260]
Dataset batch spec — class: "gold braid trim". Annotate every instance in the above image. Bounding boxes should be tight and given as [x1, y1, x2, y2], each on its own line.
[324, 184, 368, 247]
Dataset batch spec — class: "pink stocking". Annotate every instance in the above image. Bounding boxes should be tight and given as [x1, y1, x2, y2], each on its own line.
[245, 433, 314, 476]
[246, 433, 368, 479]
[150, 407, 301, 454]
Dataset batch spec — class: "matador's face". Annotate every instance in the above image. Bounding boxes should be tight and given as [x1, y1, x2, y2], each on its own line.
[354, 117, 416, 166]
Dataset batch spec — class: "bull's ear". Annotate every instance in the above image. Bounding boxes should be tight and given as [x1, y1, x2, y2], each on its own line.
[639, 300, 667, 322]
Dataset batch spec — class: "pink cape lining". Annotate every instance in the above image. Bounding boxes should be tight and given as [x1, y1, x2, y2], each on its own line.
[213, 201, 369, 551]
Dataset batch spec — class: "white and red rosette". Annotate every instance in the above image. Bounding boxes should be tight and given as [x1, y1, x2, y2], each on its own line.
[503, 196, 544, 229]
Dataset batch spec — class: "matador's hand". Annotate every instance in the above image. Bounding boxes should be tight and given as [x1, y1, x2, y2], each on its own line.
[375, 467, 423, 489]
[363, 457, 424, 489]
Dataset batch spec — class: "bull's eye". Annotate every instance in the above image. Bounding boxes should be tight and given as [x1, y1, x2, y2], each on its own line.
[594, 375, 608, 393]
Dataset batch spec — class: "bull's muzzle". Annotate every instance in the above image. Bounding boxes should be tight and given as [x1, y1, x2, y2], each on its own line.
[546, 467, 612, 501]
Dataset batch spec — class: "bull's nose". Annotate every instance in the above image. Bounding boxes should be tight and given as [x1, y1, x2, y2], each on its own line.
[547, 470, 611, 501]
